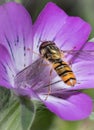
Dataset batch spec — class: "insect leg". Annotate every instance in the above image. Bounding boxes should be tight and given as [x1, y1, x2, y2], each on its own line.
[63, 46, 76, 57]
[27, 48, 41, 57]
[45, 68, 53, 100]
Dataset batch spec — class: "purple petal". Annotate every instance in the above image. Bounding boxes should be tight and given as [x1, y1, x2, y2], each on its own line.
[81, 42, 94, 50]
[71, 61, 94, 89]
[0, 2, 32, 70]
[55, 17, 91, 50]
[73, 61, 94, 81]
[0, 44, 15, 88]
[33, 2, 91, 61]
[71, 42, 94, 63]
[39, 92, 93, 120]
[14, 87, 39, 99]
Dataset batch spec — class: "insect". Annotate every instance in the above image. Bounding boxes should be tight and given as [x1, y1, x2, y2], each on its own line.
[39, 41, 76, 87]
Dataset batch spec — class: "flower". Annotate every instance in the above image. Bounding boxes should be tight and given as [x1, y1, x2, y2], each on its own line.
[0, 2, 94, 121]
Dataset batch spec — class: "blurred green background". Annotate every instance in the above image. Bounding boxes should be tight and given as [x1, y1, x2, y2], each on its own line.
[0, 0, 94, 130]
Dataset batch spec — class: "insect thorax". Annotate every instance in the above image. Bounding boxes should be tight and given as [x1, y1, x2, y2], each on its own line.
[39, 41, 61, 62]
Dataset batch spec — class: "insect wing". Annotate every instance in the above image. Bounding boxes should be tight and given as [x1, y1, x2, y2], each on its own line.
[63, 42, 94, 62]
[15, 58, 44, 85]
[69, 50, 94, 61]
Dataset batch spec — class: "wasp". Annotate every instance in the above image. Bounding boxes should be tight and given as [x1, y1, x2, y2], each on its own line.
[39, 41, 76, 87]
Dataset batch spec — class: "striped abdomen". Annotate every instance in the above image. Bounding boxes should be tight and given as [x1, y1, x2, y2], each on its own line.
[53, 60, 76, 86]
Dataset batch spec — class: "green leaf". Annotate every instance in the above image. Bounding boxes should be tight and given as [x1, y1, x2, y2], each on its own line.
[89, 112, 94, 120]
[19, 96, 36, 130]
[0, 87, 11, 110]
[0, 92, 36, 130]
[31, 104, 55, 130]
[77, 0, 94, 38]
[0, 98, 22, 130]
[89, 37, 94, 42]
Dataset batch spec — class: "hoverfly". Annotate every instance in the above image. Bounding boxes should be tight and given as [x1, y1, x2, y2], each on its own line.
[39, 41, 76, 87]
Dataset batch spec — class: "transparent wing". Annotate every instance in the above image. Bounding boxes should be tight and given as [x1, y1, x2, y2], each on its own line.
[14, 58, 51, 90]
[61, 42, 94, 63]
[63, 42, 94, 62]
[68, 50, 94, 61]
[14, 58, 44, 86]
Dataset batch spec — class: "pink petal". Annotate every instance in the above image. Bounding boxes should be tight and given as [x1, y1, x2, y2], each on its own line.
[0, 44, 15, 88]
[39, 92, 93, 120]
[0, 2, 32, 70]
[71, 61, 94, 89]
[55, 17, 91, 50]
[73, 61, 94, 81]
[71, 42, 94, 63]
[14, 87, 39, 99]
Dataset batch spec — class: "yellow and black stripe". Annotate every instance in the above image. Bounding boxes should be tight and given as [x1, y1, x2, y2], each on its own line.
[53, 61, 76, 86]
